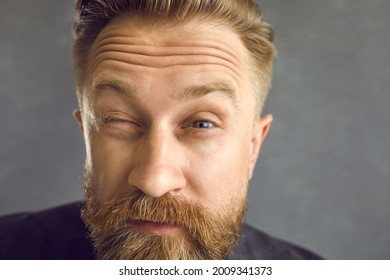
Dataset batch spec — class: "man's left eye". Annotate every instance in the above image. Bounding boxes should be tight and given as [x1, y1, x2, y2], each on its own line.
[192, 120, 213, 129]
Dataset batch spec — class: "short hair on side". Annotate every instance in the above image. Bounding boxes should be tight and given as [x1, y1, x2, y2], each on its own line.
[72, 0, 276, 116]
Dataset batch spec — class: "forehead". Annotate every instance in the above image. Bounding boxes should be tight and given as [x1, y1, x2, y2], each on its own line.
[84, 15, 254, 111]
[88, 15, 251, 74]
[94, 15, 249, 58]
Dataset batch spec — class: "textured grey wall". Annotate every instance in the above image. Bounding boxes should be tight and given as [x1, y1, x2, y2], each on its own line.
[0, 0, 389, 259]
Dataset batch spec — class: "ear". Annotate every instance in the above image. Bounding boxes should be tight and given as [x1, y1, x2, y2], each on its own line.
[73, 109, 84, 133]
[248, 114, 273, 179]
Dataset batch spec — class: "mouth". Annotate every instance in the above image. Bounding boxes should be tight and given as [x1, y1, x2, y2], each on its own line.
[131, 220, 181, 236]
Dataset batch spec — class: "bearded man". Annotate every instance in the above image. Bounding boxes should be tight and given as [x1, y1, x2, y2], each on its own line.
[0, 0, 321, 260]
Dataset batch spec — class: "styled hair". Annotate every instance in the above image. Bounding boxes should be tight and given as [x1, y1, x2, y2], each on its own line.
[72, 0, 276, 115]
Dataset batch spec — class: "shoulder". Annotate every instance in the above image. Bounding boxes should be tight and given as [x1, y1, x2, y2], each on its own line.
[230, 224, 322, 260]
[0, 202, 95, 260]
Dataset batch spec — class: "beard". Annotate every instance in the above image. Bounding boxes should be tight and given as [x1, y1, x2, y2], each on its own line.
[81, 168, 248, 260]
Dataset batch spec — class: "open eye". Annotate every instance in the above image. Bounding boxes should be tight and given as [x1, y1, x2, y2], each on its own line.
[191, 120, 214, 129]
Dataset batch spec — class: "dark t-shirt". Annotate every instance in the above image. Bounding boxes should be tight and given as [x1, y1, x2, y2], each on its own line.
[0, 202, 321, 260]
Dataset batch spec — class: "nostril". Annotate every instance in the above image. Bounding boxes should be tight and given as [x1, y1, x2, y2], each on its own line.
[128, 164, 186, 198]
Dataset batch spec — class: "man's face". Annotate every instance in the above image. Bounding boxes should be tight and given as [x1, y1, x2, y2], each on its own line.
[75, 16, 272, 259]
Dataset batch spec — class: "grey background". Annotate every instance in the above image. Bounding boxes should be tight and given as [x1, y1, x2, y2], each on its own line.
[0, 0, 389, 259]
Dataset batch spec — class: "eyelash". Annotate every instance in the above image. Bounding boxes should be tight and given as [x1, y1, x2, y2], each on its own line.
[102, 116, 140, 128]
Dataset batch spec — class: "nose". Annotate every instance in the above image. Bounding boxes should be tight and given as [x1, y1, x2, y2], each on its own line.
[128, 128, 186, 197]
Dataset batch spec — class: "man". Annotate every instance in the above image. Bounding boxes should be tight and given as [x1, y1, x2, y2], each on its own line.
[0, 0, 321, 259]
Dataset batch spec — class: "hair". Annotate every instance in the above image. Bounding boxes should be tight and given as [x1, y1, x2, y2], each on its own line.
[72, 0, 276, 116]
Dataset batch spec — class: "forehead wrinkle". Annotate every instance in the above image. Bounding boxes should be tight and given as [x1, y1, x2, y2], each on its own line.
[94, 44, 241, 65]
[93, 39, 241, 66]
[87, 27, 247, 82]
[93, 33, 242, 63]
[91, 49, 242, 81]
[89, 56, 242, 85]
[87, 47, 243, 84]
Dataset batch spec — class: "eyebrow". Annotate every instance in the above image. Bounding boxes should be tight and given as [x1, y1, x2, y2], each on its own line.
[92, 78, 133, 99]
[180, 82, 238, 106]
[91, 77, 239, 106]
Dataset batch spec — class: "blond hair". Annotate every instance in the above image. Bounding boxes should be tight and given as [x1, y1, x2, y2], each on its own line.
[72, 0, 276, 115]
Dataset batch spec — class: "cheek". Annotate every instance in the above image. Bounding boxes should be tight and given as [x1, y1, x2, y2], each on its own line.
[86, 130, 134, 201]
[185, 137, 250, 210]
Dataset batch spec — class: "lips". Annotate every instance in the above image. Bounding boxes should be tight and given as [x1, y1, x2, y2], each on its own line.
[131, 220, 180, 235]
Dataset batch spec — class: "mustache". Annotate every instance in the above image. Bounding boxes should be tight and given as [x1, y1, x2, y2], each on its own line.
[82, 189, 230, 242]
[82, 186, 246, 259]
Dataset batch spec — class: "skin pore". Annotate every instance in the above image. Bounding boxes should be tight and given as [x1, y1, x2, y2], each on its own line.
[74, 15, 272, 258]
